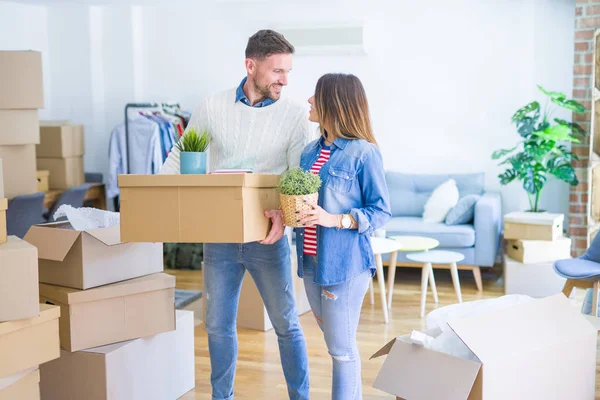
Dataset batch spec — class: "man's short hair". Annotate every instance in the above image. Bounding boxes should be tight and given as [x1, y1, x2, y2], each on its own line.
[245, 29, 295, 60]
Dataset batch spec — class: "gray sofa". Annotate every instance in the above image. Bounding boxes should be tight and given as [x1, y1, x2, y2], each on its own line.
[382, 172, 502, 270]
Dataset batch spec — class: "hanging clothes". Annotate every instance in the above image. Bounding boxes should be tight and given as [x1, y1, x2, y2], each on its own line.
[107, 116, 162, 199]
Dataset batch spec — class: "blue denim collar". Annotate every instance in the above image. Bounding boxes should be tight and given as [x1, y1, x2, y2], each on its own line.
[311, 134, 350, 151]
[235, 77, 276, 107]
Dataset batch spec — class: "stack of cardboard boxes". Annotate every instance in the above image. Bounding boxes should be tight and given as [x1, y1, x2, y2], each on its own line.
[0, 51, 43, 199]
[23, 222, 195, 399]
[0, 164, 61, 398]
[37, 121, 85, 190]
[503, 211, 571, 297]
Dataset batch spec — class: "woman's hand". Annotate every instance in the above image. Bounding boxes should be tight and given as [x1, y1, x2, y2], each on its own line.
[297, 201, 338, 228]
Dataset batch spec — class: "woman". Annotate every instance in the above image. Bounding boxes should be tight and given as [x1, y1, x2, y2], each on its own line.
[296, 73, 391, 399]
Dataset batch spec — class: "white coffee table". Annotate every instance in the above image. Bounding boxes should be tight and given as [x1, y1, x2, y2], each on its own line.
[370, 237, 404, 323]
[406, 250, 465, 318]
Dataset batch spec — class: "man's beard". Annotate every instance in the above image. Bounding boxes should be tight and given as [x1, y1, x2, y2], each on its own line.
[253, 78, 282, 101]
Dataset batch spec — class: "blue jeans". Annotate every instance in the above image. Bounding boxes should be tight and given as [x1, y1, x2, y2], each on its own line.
[302, 255, 371, 400]
[203, 238, 310, 400]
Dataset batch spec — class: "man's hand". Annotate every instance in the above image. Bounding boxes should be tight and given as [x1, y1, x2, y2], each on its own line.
[260, 209, 286, 245]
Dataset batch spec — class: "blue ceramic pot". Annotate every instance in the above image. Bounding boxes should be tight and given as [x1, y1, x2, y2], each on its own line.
[180, 152, 207, 174]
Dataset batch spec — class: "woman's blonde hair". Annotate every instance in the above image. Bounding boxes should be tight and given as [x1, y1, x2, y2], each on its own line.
[314, 73, 377, 145]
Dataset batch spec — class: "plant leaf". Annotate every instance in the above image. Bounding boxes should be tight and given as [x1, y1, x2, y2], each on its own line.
[533, 124, 580, 142]
[548, 162, 577, 185]
[492, 146, 516, 160]
[561, 99, 586, 114]
[498, 169, 517, 185]
[554, 118, 587, 137]
[512, 101, 540, 123]
[537, 85, 567, 101]
[522, 164, 546, 195]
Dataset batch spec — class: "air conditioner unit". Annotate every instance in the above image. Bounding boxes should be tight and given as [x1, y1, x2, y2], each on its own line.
[275, 24, 366, 56]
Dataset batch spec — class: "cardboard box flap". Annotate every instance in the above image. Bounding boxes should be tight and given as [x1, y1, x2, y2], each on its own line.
[24, 224, 81, 262]
[0, 198, 6, 211]
[372, 336, 481, 400]
[118, 173, 280, 188]
[369, 337, 398, 359]
[503, 211, 563, 225]
[448, 294, 594, 364]
[0, 304, 59, 336]
[39, 273, 175, 305]
[84, 225, 123, 246]
[0, 367, 37, 391]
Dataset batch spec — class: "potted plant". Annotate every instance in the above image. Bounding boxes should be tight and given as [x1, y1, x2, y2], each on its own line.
[491, 85, 586, 212]
[278, 167, 322, 227]
[174, 127, 212, 174]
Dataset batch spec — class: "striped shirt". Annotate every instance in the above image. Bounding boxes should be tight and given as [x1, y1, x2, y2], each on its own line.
[304, 146, 331, 256]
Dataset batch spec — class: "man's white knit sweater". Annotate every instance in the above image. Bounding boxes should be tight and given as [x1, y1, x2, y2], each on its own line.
[160, 88, 313, 174]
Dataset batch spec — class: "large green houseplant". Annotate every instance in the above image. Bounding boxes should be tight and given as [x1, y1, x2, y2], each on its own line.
[492, 85, 587, 212]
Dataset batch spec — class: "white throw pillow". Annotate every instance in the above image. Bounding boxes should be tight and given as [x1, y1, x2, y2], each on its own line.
[422, 179, 460, 223]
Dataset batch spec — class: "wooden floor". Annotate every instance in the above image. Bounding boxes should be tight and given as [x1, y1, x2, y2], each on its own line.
[166, 265, 597, 400]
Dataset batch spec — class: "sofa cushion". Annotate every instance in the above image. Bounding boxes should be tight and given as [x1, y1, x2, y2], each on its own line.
[445, 194, 481, 225]
[423, 179, 459, 223]
[386, 172, 485, 217]
[384, 216, 475, 248]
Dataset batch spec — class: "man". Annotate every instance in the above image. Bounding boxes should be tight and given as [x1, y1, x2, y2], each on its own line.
[160, 30, 312, 400]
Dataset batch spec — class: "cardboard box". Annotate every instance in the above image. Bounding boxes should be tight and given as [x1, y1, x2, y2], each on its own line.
[504, 255, 568, 298]
[371, 294, 596, 400]
[0, 145, 37, 199]
[0, 368, 39, 400]
[39, 273, 175, 352]
[36, 170, 49, 192]
[0, 304, 60, 379]
[36, 156, 84, 189]
[0, 51, 44, 109]
[0, 110, 40, 145]
[40, 310, 194, 400]
[24, 222, 163, 290]
[0, 199, 6, 244]
[506, 236, 572, 264]
[503, 211, 564, 241]
[0, 236, 39, 321]
[37, 124, 84, 158]
[0, 159, 4, 198]
[118, 174, 280, 243]
[236, 243, 311, 331]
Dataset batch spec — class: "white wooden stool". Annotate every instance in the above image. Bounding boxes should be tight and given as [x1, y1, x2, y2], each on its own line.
[406, 250, 465, 318]
[369, 237, 404, 323]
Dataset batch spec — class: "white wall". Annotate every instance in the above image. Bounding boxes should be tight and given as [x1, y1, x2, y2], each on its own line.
[1, 0, 576, 218]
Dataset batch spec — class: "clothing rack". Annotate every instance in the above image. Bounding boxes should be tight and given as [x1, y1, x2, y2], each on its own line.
[124, 102, 181, 174]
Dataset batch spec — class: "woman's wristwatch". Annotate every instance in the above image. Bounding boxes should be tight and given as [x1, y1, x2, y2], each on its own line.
[340, 214, 353, 229]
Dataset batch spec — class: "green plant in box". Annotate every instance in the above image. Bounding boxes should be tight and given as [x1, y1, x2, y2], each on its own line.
[491, 85, 586, 212]
[278, 167, 322, 227]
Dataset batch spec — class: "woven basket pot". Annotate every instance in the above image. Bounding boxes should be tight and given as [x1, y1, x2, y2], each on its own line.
[280, 192, 319, 228]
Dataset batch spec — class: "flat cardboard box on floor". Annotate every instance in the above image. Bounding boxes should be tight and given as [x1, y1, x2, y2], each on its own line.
[0, 110, 40, 145]
[371, 294, 597, 400]
[504, 255, 568, 298]
[118, 174, 281, 243]
[0, 236, 39, 321]
[36, 156, 84, 189]
[24, 222, 163, 290]
[503, 211, 564, 241]
[36, 170, 49, 192]
[40, 310, 195, 400]
[0, 304, 60, 379]
[0, 368, 39, 400]
[37, 124, 84, 158]
[0, 51, 44, 109]
[39, 273, 175, 352]
[0, 198, 6, 244]
[506, 236, 572, 264]
[0, 145, 37, 199]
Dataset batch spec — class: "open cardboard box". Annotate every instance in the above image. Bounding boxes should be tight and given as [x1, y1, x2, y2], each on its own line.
[39, 273, 176, 352]
[371, 294, 597, 400]
[118, 174, 280, 243]
[0, 368, 39, 400]
[0, 304, 60, 379]
[40, 310, 194, 400]
[25, 221, 163, 290]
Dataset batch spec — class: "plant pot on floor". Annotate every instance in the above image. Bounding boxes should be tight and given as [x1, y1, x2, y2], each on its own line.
[180, 152, 207, 174]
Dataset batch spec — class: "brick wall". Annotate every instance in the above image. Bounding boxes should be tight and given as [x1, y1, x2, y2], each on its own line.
[571, 1, 600, 256]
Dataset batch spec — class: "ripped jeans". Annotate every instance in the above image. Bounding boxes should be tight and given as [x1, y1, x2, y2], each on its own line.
[302, 255, 371, 400]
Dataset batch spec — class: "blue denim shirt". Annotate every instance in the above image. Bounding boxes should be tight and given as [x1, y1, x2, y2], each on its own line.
[235, 77, 276, 107]
[295, 137, 392, 286]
